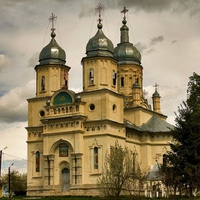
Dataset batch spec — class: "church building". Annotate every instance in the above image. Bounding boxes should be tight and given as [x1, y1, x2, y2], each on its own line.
[26, 5, 173, 196]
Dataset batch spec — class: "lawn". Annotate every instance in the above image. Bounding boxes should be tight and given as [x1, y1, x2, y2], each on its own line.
[2, 196, 200, 200]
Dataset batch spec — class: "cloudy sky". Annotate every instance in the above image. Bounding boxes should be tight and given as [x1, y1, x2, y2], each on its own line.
[0, 0, 200, 173]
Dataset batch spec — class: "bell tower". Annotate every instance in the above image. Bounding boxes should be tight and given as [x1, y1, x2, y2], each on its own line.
[152, 83, 162, 113]
[35, 13, 70, 98]
[82, 4, 118, 93]
[114, 7, 144, 107]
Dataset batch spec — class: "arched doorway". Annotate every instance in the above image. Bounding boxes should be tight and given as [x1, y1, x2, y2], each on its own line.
[61, 168, 70, 191]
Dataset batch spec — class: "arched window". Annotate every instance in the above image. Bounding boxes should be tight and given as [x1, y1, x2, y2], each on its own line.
[121, 77, 124, 87]
[36, 151, 40, 172]
[133, 153, 136, 173]
[41, 76, 45, 91]
[63, 70, 68, 88]
[113, 70, 117, 86]
[89, 68, 94, 84]
[163, 154, 167, 167]
[94, 147, 98, 169]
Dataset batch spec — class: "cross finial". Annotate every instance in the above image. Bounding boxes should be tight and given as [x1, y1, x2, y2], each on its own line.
[143, 89, 148, 98]
[95, 3, 105, 24]
[153, 82, 159, 92]
[49, 13, 57, 33]
[121, 7, 129, 20]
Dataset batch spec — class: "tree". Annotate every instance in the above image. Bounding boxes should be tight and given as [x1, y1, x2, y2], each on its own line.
[125, 159, 149, 198]
[98, 141, 135, 200]
[162, 72, 200, 197]
[97, 141, 148, 200]
[2, 170, 27, 195]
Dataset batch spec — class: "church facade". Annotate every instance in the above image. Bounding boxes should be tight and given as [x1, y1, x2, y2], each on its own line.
[26, 7, 173, 196]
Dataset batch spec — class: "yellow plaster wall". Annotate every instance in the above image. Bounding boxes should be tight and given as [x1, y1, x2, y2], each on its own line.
[27, 98, 47, 126]
[80, 90, 124, 123]
[82, 58, 118, 92]
[124, 107, 153, 126]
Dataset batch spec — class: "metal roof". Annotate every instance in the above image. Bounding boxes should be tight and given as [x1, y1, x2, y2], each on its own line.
[146, 161, 162, 181]
[126, 115, 174, 133]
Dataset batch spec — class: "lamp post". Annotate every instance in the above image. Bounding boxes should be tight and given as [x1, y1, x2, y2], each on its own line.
[8, 163, 14, 195]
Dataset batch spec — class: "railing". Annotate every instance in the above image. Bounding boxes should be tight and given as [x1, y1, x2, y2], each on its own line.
[46, 105, 80, 116]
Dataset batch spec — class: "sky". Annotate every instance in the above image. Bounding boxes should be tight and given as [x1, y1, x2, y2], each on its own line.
[0, 0, 200, 173]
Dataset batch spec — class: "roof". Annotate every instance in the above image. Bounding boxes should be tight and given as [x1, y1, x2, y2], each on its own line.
[125, 115, 174, 133]
[146, 161, 162, 181]
[114, 18, 141, 65]
[86, 23, 114, 57]
[140, 115, 174, 132]
[39, 32, 66, 65]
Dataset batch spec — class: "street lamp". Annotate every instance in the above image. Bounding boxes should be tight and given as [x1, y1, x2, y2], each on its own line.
[8, 163, 14, 195]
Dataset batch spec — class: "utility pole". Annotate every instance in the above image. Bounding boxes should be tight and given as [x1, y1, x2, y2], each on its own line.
[0, 147, 7, 180]
[0, 150, 2, 180]
[8, 163, 14, 196]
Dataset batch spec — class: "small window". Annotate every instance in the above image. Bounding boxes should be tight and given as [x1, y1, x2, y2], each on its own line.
[133, 153, 136, 173]
[40, 110, 45, 117]
[94, 147, 98, 169]
[89, 68, 94, 84]
[112, 70, 117, 86]
[63, 71, 68, 87]
[90, 104, 95, 111]
[41, 76, 45, 91]
[112, 104, 116, 112]
[36, 151, 40, 172]
[59, 146, 68, 157]
[76, 105, 79, 111]
[121, 77, 124, 87]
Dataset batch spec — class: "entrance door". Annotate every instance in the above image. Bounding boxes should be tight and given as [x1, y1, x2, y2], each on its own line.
[61, 168, 70, 191]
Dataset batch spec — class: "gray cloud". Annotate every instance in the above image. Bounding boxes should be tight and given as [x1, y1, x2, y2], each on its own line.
[79, 2, 97, 18]
[147, 49, 155, 54]
[135, 36, 163, 55]
[78, 0, 200, 18]
[172, 40, 177, 44]
[0, 81, 35, 123]
[135, 42, 147, 53]
[150, 36, 164, 45]
[0, 54, 11, 72]
[28, 52, 39, 68]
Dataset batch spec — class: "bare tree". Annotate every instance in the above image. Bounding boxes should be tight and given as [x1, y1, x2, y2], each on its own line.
[125, 155, 149, 199]
[98, 141, 138, 200]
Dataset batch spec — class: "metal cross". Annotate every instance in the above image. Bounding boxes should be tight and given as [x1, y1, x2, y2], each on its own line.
[153, 82, 159, 91]
[95, 3, 105, 24]
[49, 13, 57, 32]
[121, 6, 129, 20]
[143, 89, 148, 98]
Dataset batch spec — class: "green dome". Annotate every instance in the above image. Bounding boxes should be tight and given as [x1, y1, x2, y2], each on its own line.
[152, 90, 161, 98]
[86, 23, 114, 57]
[114, 19, 141, 65]
[39, 32, 66, 65]
[131, 82, 140, 89]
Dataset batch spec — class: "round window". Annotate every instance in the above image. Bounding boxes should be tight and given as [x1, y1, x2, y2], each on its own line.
[40, 110, 45, 117]
[90, 104, 95, 111]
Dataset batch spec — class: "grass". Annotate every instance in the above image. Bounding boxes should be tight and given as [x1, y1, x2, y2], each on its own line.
[2, 195, 200, 200]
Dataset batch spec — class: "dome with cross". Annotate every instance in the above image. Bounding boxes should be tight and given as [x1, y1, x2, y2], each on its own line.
[85, 3, 114, 58]
[39, 13, 66, 65]
[114, 7, 141, 65]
